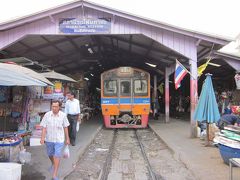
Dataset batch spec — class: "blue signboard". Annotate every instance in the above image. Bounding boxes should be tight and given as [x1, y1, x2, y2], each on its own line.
[59, 18, 111, 34]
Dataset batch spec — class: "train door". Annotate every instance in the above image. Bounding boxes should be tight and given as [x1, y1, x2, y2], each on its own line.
[119, 79, 131, 112]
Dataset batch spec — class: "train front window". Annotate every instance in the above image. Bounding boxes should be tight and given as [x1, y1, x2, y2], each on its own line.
[120, 80, 131, 96]
[104, 80, 117, 96]
[134, 80, 147, 96]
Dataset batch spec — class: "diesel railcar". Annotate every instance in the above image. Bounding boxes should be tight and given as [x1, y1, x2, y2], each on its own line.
[101, 67, 150, 128]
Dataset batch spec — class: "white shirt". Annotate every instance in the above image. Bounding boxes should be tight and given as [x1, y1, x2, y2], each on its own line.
[65, 98, 80, 115]
[40, 111, 70, 143]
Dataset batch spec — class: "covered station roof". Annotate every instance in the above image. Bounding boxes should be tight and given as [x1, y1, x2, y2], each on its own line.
[0, 0, 237, 85]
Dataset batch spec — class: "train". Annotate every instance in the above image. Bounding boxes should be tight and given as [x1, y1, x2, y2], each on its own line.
[101, 67, 150, 128]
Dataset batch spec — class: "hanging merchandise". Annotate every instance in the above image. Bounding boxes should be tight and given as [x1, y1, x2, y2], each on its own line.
[158, 83, 164, 95]
[53, 81, 64, 100]
[221, 92, 228, 114]
[54, 81, 63, 93]
[234, 73, 240, 90]
[43, 86, 53, 99]
[0, 87, 8, 103]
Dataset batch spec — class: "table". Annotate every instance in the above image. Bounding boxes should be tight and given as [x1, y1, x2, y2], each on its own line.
[229, 158, 240, 180]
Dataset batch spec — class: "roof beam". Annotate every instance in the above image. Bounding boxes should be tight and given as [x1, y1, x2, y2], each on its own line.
[7, 35, 81, 55]
[91, 35, 104, 58]
[39, 44, 98, 64]
[198, 49, 211, 61]
[104, 43, 170, 67]
[145, 40, 154, 57]
[40, 36, 64, 53]
[10, 35, 68, 55]
[65, 36, 81, 51]
[110, 37, 115, 51]
[197, 47, 208, 56]
[129, 35, 133, 53]
[18, 41, 48, 58]
[107, 35, 187, 60]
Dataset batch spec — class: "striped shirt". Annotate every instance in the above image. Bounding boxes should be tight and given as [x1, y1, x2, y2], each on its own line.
[40, 111, 70, 143]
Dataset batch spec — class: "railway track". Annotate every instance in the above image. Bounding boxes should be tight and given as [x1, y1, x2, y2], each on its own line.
[134, 129, 163, 180]
[65, 128, 194, 180]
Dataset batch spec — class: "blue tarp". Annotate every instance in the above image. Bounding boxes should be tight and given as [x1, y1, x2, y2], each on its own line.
[194, 74, 220, 123]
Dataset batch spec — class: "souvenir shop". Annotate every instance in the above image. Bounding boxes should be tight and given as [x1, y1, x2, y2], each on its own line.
[0, 77, 75, 162]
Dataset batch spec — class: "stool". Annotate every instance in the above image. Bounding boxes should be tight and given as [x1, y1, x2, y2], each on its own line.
[229, 158, 240, 180]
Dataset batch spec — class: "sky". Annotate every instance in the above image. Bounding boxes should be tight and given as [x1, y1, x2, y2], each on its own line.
[0, 0, 240, 40]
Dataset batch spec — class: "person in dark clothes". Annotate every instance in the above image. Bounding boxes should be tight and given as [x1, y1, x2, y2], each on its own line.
[217, 114, 240, 130]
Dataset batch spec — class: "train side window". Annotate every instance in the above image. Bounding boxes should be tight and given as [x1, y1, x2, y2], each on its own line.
[134, 80, 147, 95]
[104, 80, 117, 96]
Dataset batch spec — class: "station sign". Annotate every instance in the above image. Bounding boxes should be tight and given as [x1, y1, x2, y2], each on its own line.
[59, 18, 111, 34]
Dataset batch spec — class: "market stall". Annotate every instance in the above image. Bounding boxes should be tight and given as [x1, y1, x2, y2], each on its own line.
[214, 125, 240, 164]
[26, 71, 77, 146]
[0, 63, 52, 162]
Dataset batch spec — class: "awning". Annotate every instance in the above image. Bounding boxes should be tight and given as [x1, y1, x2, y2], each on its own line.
[0, 63, 53, 86]
[40, 71, 76, 82]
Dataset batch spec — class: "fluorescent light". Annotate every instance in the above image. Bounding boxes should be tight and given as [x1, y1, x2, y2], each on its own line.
[84, 77, 89, 81]
[90, 73, 94, 77]
[208, 62, 221, 67]
[145, 62, 157, 67]
[88, 48, 94, 54]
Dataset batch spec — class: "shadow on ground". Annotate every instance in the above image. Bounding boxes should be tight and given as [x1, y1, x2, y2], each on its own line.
[21, 163, 46, 180]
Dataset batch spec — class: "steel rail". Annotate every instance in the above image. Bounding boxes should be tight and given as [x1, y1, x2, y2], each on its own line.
[100, 129, 117, 180]
[135, 129, 161, 180]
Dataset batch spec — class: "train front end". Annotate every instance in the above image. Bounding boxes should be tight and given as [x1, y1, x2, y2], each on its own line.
[101, 67, 150, 128]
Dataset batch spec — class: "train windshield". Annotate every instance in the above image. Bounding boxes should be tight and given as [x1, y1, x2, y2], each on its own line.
[134, 79, 148, 96]
[104, 80, 117, 96]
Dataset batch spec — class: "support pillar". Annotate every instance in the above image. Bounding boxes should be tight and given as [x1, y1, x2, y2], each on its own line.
[190, 57, 198, 137]
[153, 75, 157, 117]
[165, 67, 170, 123]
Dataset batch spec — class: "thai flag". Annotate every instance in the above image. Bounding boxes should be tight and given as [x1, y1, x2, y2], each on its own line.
[175, 61, 187, 89]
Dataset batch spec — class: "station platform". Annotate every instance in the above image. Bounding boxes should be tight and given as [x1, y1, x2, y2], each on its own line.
[149, 117, 240, 180]
[21, 116, 103, 180]
[21, 115, 240, 180]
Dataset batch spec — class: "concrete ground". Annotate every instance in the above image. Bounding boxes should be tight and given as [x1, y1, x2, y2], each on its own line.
[21, 115, 240, 180]
[21, 116, 102, 180]
[149, 117, 240, 180]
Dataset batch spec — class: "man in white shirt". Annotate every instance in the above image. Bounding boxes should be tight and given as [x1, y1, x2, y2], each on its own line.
[40, 100, 70, 180]
[65, 91, 81, 146]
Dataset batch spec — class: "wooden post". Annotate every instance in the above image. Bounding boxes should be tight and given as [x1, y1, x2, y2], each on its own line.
[165, 67, 170, 123]
[190, 57, 198, 138]
[206, 123, 210, 146]
[153, 75, 157, 118]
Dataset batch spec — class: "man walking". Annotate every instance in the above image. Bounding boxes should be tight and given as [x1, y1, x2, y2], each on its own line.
[40, 100, 70, 180]
[65, 91, 81, 146]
